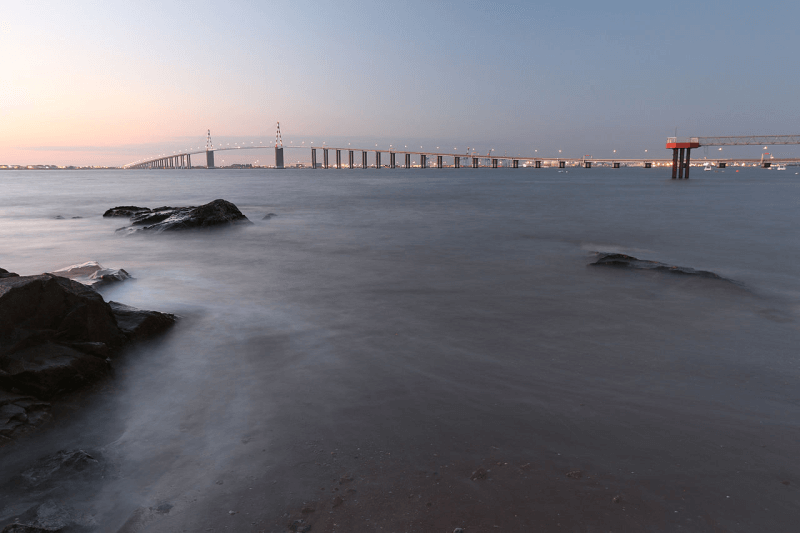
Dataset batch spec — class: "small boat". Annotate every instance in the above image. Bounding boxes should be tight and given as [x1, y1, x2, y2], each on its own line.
[776, 164, 786, 171]
[703, 163, 712, 171]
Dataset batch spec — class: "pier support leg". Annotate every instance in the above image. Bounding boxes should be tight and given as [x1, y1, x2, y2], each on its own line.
[437, 155, 442, 168]
[349, 150, 354, 169]
[390, 152, 396, 168]
[336, 149, 341, 169]
[559, 161, 566, 168]
[685, 148, 691, 179]
[420, 154, 426, 168]
[513, 159, 519, 168]
[644, 162, 651, 168]
[672, 148, 679, 179]
[472, 157, 479, 168]
[376, 152, 381, 168]
[718, 162, 726, 168]
[535, 160, 541, 168]
[311, 148, 317, 169]
[323, 149, 329, 169]
[492, 158, 498, 168]
[188, 154, 191, 168]
[362, 151, 367, 168]
[455, 157, 460, 168]
[678, 148, 685, 179]
[405, 154, 411, 168]
[613, 162, 620, 169]
[584, 161, 591, 168]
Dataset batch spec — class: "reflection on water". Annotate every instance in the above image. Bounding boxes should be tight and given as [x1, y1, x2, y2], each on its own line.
[1, 168, 799, 530]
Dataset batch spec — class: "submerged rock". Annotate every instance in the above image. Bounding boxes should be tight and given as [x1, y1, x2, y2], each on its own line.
[48, 261, 130, 288]
[2, 500, 97, 532]
[108, 301, 176, 341]
[262, 213, 277, 220]
[0, 273, 175, 403]
[590, 252, 726, 280]
[0, 391, 50, 441]
[112, 199, 252, 234]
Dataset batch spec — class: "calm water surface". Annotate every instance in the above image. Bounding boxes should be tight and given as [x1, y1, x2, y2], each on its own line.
[1, 167, 798, 531]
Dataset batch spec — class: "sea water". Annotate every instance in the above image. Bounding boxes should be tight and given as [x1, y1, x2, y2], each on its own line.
[1, 167, 798, 530]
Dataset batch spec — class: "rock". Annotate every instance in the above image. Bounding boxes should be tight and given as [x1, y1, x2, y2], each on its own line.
[18, 450, 102, 490]
[0, 273, 174, 403]
[470, 468, 488, 481]
[590, 252, 727, 280]
[0, 269, 18, 279]
[566, 470, 582, 479]
[262, 213, 277, 220]
[48, 261, 130, 288]
[1, 500, 95, 532]
[108, 302, 175, 341]
[288, 520, 311, 533]
[113, 199, 252, 234]
[102, 206, 151, 218]
[0, 274, 125, 350]
[0, 391, 51, 441]
[53, 215, 64, 220]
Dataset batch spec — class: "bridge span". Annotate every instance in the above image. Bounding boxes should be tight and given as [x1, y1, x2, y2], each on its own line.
[124, 128, 800, 178]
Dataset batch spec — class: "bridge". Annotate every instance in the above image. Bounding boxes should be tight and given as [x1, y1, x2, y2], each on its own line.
[666, 135, 800, 179]
[124, 126, 800, 177]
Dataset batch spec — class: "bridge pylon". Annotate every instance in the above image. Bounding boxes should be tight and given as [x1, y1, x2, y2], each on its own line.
[206, 129, 215, 169]
[275, 122, 284, 169]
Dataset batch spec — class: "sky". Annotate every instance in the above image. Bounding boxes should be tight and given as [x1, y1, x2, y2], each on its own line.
[2, 0, 799, 167]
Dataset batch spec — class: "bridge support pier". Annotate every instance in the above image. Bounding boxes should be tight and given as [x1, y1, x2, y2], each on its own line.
[613, 162, 620, 169]
[362, 151, 368, 168]
[684, 148, 691, 179]
[672, 149, 679, 178]
[437, 155, 442, 168]
[349, 150, 354, 169]
[323, 149, 329, 169]
[390, 152, 396, 168]
[492, 158, 498, 168]
[644, 162, 651, 168]
[375, 152, 381, 168]
[405, 154, 411, 168]
[718, 162, 726, 168]
[311, 148, 317, 169]
[206, 150, 215, 169]
[187, 154, 191, 168]
[336, 149, 341, 169]
[584, 161, 591, 168]
[454, 157, 460, 168]
[513, 159, 519, 168]
[472, 157, 479, 168]
[535, 160, 541, 168]
[420, 155, 426, 168]
[559, 161, 566, 168]
[275, 147, 284, 169]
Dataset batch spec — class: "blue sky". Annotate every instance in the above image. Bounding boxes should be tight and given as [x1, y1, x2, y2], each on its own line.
[2, 0, 798, 165]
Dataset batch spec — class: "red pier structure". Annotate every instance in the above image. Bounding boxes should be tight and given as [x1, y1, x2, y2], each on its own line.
[666, 137, 700, 179]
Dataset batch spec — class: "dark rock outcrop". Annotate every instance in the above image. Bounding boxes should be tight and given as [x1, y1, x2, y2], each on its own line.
[0, 274, 175, 404]
[17, 449, 103, 490]
[262, 213, 277, 220]
[0, 269, 18, 279]
[590, 252, 726, 280]
[112, 199, 252, 234]
[102, 206, 151, 218]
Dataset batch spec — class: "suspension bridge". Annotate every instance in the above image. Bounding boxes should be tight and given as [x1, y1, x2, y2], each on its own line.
[124, 125, 800, 179]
